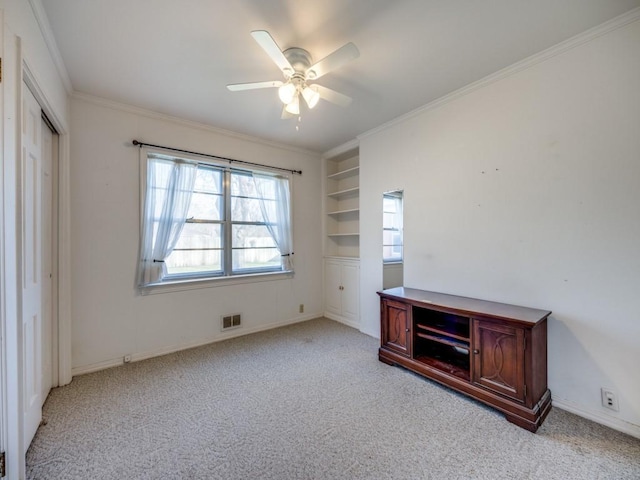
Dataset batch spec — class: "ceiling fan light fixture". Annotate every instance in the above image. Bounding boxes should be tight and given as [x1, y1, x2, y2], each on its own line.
[285, 94, 300, 115]
[278, 82, 296, 104]
[229, 30, 358, 119]
[302, 85, 320, 109]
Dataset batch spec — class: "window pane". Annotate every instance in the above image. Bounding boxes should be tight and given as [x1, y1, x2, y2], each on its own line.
[233, 248, 282, 272]
[232, 225, 276, 248]
[383, 197, 397, 212]
[165, 223, 223, 275]
[232, 224, 280, 271]
[188, 192, 222, 221]
[194, 167, 222, 194]
[383, 245, 403, 262]
[231, 172, 277, 222]
[252, 176, 276, 200]
[233, 248, 281, 271]
[231, 196, 265, 222]
[383, 229, 400, 244]
[230, 171, 254, 196]
[383, 212, 396, 228]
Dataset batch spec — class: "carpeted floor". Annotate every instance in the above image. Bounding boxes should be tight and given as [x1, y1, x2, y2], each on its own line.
[27, 318, 640, 479]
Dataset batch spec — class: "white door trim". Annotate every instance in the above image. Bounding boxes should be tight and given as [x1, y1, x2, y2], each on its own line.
[23, 59, 72, 388]
[3, 30, 27, 480]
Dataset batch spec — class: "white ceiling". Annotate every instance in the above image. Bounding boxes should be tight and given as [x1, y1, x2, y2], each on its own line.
[40, 0, 640, 153]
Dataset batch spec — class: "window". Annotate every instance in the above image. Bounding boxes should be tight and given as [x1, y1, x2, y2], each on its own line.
[383, 192, 403, 263]
[137, 151, 293, 287]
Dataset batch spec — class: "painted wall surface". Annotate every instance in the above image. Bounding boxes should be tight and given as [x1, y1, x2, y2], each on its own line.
[360, 20, 640, 432]
[69, 96, 323, 373]
[2, 0, 69, 123]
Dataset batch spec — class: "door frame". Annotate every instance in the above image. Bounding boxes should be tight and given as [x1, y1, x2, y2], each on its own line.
[1, 26, 72, 478]
[23, 54, 72, 387]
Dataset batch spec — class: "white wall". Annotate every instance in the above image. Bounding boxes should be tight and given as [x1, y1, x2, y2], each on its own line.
[382, 263, 403, 289]
[2, 0, 69, 122]
[360, 19, 640, 434]
[69, 95, 323, 374]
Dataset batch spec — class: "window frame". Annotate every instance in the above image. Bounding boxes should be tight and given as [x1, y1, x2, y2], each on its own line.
[138, 148, 294, 291]
[382, 191, 403, 264]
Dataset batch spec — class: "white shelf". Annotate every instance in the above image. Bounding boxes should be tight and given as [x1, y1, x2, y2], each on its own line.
[327, 208, 359, 216]
[327, 186, 359, 198]
[327, 166, 360, 181]
[324, 255, 360, 261]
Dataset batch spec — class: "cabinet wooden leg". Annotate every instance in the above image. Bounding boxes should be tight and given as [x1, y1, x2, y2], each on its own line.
[378, 354, 395, 366]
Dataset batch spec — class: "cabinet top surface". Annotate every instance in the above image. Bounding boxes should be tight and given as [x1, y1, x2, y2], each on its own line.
[378, 287, 551, 325]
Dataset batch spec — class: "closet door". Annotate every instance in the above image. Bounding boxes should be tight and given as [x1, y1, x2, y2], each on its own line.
[21, 84, 44, 449]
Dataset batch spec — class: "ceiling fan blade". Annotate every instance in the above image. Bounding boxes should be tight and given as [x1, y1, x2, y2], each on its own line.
[314, 84, 352, 107]
[307, 42, 359, 80]
[227, 80, 283, 91]
[251, 30, 294, 76]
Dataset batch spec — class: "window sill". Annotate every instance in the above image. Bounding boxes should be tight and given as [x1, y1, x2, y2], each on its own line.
[138, 270, 294, 295]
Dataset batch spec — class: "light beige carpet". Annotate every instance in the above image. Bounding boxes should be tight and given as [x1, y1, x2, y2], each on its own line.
[27, 318, 640, 479]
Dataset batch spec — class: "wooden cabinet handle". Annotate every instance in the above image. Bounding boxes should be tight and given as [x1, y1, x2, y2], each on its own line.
[405, 328, 410, 332]
[473, 349, 479, 354]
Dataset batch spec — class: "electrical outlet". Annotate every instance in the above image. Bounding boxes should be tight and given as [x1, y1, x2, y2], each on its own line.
[601, 388, 619, 411]
[299, 304, 304, 313]
[123, 354, 132, 363]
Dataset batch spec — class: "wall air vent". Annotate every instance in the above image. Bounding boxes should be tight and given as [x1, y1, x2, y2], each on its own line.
[221, 314, 242, 331]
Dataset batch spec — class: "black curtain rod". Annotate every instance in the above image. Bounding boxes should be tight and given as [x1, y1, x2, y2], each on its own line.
[132, 140, 302, 175]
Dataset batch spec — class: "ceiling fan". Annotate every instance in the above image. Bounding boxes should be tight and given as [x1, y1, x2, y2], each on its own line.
[227, 30, 359, 118]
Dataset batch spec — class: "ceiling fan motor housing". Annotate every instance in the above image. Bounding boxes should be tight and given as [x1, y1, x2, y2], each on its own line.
[283, 47, 314, 78]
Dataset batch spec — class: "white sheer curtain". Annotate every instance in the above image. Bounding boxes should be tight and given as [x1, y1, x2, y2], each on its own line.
[252, 172, 294, 271]
[138, 156, 198, 286]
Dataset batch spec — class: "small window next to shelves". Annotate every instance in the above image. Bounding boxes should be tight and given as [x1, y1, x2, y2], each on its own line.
[383, 191, 403, 263]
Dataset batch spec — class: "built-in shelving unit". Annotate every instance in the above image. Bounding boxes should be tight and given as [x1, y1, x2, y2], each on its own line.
[323, 144, 360, 327]
[324, 147, 359, 258]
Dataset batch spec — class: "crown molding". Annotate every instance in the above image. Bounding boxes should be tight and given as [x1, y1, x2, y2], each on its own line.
[71, 92, 320, 157]
[359, 7, 640, 142]
[322, 138, 359, 159]
[28, 0, 73, 94]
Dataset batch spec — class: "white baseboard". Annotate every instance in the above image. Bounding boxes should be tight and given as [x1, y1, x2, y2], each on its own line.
[359, 326, 379, 339]
[71, 313, 322, 377]
[552, 398, 640, 439]
[323, 312, 360, 330]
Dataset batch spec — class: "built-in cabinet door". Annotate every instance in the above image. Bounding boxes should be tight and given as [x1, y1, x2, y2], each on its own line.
[340, 261, 359, 320]
[381, 299, 411, 356]
[324, 259, 360, 323]
[324, 260, 342, 316]
[472, 320, 525, 402]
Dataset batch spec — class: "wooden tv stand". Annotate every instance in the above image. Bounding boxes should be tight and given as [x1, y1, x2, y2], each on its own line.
[378, 287, 552, 432]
